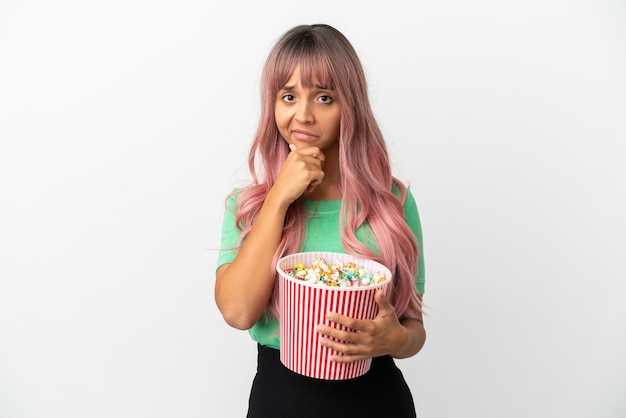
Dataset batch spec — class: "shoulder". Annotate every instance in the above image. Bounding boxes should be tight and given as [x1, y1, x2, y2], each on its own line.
[391, 179, 416, 207]
[224, 186, 249, 210]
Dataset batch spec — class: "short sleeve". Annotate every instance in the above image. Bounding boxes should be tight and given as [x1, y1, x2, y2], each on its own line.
[403, 189, 426, 294]
[216, 192, 242, 270]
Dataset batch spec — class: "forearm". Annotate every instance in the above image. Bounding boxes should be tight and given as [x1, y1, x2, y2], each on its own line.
[390, 318, 426, 359]
[215, 190, 290, 329]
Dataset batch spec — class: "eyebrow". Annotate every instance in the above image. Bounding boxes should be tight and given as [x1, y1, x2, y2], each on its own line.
[280, 84, 333, 91]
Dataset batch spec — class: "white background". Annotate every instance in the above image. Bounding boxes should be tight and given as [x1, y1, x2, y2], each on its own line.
[1, 1, 625, 417]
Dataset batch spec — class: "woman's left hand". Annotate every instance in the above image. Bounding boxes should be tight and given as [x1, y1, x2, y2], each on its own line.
[315, 290, 408, 363]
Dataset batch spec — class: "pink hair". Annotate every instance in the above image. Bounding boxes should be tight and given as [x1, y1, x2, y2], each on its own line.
[230, 24, 422, 322]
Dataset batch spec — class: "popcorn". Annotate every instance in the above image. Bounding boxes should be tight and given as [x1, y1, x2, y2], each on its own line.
[284, 257, 387, 287]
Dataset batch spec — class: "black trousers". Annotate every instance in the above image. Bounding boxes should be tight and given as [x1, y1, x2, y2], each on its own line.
[247, 344, 417, 418]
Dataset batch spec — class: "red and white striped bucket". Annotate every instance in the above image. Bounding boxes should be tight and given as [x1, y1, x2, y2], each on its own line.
[277, 251, 393, 380]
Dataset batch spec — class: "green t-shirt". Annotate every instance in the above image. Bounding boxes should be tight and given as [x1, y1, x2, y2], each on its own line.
[217, 188, 425, 349]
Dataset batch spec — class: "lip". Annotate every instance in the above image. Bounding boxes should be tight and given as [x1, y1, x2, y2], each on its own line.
[292, 129, 318, 142]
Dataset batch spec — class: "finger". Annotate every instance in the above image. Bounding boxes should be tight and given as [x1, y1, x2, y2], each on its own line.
[325, 311, 361, 330]
[316, 323, 357, 344]
[292, 146, 325, 162]
[320, 337, 360, 354]
[289, 143, 297, 151]
[329, 353, 369, 364]
[318, 338, 370, 363]
[374, 291, 399, 322]
[306, 181, 320, 194]
[288, 148, 324, 169]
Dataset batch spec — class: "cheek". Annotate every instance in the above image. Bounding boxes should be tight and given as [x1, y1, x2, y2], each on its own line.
[274, 114, 292, 141]
[274, 107, 289, 130]
[328, 111, 341, 136]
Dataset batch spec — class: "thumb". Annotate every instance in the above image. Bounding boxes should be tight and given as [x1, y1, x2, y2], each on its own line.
[375, 290, 393, 311]
[289, 143, 297, 151]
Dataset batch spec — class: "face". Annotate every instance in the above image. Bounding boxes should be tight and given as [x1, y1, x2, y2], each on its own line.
[274, 65, 341, 152]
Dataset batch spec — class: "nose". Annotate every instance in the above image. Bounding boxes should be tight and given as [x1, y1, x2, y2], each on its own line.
[294, 100, 314, 124]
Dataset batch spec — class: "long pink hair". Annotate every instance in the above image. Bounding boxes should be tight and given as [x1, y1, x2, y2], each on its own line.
[230, 24, 422, 321]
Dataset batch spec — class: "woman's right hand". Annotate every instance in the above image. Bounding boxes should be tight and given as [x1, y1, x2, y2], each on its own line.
[272, 144, 325, 204]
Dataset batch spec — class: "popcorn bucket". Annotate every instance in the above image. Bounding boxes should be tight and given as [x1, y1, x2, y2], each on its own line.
[277, 251, 393, 380]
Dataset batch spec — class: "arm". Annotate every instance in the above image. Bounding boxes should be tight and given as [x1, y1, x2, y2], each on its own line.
[316, 187, 427, 361]
[391, 314, 426, 359]
[215, 190, 291, 330]
[215, 146, 326, 330]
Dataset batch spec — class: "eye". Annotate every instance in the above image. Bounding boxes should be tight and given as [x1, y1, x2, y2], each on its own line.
[318, 95, 333, 104]
[281, 94, 295, 102]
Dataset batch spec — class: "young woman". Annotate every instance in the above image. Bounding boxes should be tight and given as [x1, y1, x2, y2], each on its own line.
[215, 23, 426, 418]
